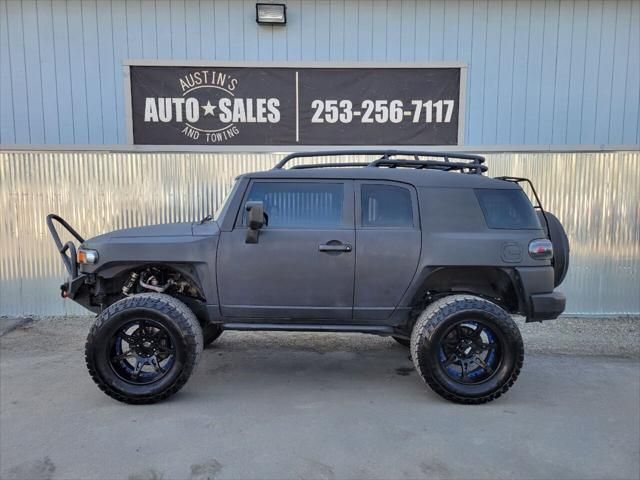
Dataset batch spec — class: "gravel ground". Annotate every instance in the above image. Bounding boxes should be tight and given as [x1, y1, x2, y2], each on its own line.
[1, 315, 639, 480]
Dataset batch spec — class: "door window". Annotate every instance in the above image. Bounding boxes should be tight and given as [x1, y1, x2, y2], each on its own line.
[361, 184, 414, 227]
[243, 182, 344, 228]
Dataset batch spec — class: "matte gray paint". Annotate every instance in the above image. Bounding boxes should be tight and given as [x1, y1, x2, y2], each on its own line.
[217, 179, 356, 320]
[217, 228, 356, 320]
[71, 164, 559, 327]
[81, 222, 221, 307]
[353, 227, 421, 322]
[417, 187, 547, 268]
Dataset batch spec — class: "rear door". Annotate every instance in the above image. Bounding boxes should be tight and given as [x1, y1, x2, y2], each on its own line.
[217, 179, 355, 321]
[354, 181, 422, 322]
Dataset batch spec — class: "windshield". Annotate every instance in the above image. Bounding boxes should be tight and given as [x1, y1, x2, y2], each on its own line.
[213, 179, 239, 221]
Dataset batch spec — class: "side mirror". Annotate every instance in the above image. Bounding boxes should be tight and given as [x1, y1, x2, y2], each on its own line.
[245, 201, 265, 244]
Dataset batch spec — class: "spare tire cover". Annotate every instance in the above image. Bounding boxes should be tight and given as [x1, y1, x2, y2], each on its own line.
[537, 211, 570, 287]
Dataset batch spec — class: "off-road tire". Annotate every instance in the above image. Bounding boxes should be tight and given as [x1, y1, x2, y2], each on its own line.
[202, 323, 223, 347]
[392, 336, 410, 347]
[85, 293, 203, 404]
[410, 295, 524, 404]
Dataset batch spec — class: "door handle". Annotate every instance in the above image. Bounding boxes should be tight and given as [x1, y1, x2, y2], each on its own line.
[318, 243, 352, 253]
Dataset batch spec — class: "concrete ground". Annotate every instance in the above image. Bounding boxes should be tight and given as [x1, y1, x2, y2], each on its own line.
[1, 316, 639, 480]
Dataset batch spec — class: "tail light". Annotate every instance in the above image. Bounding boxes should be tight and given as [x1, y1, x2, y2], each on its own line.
[529, 239, 553, 260]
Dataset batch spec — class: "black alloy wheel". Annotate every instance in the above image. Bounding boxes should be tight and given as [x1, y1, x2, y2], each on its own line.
[411, 295, 524, 404]
[85, 293, 203, 404]
[437, 320, 502, 384]
[109, 319, 177, 385]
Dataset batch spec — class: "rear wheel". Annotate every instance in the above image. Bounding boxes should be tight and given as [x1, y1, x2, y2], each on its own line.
[85, 293, 203, 404]
[411, 295, 523, 404]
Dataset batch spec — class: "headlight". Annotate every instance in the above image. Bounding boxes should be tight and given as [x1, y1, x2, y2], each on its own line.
[77, 248, 99, 264]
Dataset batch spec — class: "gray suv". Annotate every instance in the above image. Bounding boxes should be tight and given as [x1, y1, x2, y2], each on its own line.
[47, 151, 568, 405]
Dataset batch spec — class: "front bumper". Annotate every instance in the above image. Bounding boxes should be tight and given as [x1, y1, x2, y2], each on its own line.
[529, 291, 566, 321]
[60, 274, 88, 299]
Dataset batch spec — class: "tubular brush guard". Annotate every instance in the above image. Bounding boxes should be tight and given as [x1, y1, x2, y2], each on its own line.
[46, 214, 85, 290]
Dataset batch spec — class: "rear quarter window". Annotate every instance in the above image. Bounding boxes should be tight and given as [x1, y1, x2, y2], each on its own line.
[475, 189, 541, 230]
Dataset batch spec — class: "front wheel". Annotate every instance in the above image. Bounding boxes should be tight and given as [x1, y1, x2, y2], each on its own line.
[411, 295, 524, 404]
[85, 293, 203, 404]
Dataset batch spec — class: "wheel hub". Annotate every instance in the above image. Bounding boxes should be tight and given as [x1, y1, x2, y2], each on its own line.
[129, 333, 159, 357]
[135, 338, 156, 357]
[438, 320, 502, 384]
[456, 338, 475, 357]
[109, 319, 176, 385]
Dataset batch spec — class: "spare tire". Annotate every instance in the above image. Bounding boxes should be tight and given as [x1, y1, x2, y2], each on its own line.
[537, 211, 570, 287]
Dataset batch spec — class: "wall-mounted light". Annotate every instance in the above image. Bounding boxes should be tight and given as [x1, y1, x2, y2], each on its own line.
[256, 3, 287, 25]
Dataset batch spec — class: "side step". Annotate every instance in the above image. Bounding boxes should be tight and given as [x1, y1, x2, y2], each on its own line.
[221, 322, 396, 336]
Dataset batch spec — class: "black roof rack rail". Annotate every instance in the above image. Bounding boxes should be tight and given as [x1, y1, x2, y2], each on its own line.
[272, 150, 487, 174]
[289, 162, 371, 169]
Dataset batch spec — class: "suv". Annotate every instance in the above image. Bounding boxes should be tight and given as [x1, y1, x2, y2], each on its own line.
[47, 150, 568, 405]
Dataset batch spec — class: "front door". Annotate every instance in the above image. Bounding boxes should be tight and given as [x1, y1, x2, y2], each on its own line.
[217, 179, 355, 321]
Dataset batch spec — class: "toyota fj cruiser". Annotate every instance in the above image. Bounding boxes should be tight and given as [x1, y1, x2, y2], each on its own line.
[47, 150, 568, 405]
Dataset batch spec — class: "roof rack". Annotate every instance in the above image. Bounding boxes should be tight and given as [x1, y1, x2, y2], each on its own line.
[273, 150, 487, 174]
[289, 162, 371, 170]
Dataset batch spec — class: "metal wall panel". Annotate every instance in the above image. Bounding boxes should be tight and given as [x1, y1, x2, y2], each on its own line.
[1, 150, 638, 316]
[1, 0, 639, 146]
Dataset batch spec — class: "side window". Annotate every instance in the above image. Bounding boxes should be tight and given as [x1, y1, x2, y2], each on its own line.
[475, 189, 542, 229]
[244, 182, 344, 228]
[361, 184, 414, 227]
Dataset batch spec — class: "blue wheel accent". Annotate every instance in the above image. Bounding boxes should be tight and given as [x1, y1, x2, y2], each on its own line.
[437, 320, 502, 384]
[109, 320, 177, 385]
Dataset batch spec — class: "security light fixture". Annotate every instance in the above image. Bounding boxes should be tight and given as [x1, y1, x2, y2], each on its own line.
[256, 3, 286, 25]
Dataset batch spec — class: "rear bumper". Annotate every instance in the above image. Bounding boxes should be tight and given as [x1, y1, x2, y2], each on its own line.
[515, 267, 566, 321]
[529, 291, 566, 321]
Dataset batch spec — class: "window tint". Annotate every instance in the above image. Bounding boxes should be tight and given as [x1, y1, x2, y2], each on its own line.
[361, 184, 413, 227]
[475, 189, 541, 229]
[245, 182, 344, 228]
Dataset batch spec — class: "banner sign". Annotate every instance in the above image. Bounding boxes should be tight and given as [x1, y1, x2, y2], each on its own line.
[127, 64, 464, 146]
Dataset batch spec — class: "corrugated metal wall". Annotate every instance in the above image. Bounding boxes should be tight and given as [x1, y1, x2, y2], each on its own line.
[1, 150, 638, 316]
[1, 0, 639, 146]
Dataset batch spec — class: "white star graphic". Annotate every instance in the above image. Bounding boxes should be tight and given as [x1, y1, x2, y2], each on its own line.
[201, 100, 217, 116]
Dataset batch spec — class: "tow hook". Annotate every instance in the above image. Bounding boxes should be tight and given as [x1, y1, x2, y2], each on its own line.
[60, 283, 69, 298]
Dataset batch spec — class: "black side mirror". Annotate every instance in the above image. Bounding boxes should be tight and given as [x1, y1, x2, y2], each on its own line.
[245, 201, 265, 244]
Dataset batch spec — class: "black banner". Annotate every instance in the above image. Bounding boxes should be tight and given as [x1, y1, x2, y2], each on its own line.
[128, 65, 462, 146]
